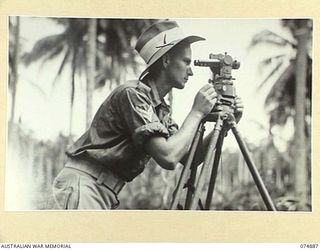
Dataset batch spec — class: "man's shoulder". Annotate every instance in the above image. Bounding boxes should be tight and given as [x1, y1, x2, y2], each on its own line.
[112, 80, 151, 99]
[117, 80, 140, 90]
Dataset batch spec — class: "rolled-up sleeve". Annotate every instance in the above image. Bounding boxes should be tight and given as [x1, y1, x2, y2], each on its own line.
[118, 87, 170, 151]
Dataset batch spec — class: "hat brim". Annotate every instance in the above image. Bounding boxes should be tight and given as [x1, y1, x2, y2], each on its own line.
[139, 35, 205, 80]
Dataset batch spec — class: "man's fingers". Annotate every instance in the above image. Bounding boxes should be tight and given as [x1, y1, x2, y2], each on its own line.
[201, 83, 213, 90]
[206, 88, 216, 96]
[235, 96, 244, 108]
[201, 85, 216, 96]
[207, 91, 218, 100]
[201, 84, 216, 94]
[236, 108, 244, 113]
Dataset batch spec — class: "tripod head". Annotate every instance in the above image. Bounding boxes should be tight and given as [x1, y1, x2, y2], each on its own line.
[194, 53, 240, 119]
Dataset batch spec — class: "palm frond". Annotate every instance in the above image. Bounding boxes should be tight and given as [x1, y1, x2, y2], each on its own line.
[258, 54, 287, 73]
[115, 20, 130, 50]
[70, 49, 77, 107]
[257, 60, 284, 90]
[21, 18, 159, 94]
[21, 75, 47, 98]
[38, 43, 66, 70]
[48, 17, 71, 27]
[249, 30, 296, 49]
[265, 57, 312, 129]
[265, 63, 295, 105]
[265, 58, 312, 108]
[51, 48, 71, 87]
[22, 33, 66, 66]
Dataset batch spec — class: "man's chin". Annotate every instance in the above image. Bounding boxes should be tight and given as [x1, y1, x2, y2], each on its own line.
[178, 81, 186, 89]
[176, 85, 185, 89]
[172, 81, 186, 89]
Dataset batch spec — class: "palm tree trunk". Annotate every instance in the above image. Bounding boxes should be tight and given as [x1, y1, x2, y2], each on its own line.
[86, 19, 97, 129]
[69, 51, 77, 140]
[293, 21, 309, 202]
[168, 90, 173, 115]
[11, 16, 20, 123]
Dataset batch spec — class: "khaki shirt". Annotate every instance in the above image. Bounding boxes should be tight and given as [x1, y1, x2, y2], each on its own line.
[66, 80, 179, 182]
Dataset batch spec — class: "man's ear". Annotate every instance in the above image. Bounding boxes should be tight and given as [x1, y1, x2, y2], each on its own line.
[162, 53, 170, 68]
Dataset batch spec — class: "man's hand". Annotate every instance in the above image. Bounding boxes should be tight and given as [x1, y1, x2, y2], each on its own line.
[234, 95, 244, 123]
[192, 84, 218, 118]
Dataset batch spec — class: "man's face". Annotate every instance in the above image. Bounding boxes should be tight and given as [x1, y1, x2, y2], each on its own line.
[165, 43, 193, 89]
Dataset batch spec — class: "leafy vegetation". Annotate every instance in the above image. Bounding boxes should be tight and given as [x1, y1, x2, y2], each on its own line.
[249, 19, 312, 206]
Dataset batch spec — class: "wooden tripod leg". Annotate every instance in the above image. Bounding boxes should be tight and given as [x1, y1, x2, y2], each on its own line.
[189, 117, 224, 210]
[230, 121, 277, 211]
[184, 131, 204, 209]
[169, 121, 205, 210]
[205, 127, 226, 209]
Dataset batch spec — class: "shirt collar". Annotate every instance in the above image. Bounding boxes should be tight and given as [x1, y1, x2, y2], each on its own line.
[139, 79, 163, 108]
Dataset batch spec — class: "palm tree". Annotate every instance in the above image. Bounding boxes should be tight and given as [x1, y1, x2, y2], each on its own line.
[284, 19, 312, 203]
[86, 18, 97, 128]
[22, 18, 88, 136]
[9, 16, 20, 123]
[90, 19, 158, 123]
[94, 19, 157, 88]
[249, 19, 312, 204]
[22, 18, 158, 136]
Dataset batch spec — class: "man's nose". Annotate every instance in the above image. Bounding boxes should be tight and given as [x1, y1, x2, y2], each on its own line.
[187, 67, 193, 76]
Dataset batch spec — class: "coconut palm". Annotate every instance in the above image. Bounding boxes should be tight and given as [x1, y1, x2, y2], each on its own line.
[22, 18, 158, 136]
[249, 23, 312, 128]
[9, 16, 20, 123]
[85, 18, 97, 128]
[22, 18, 87, 136]
[249, 19, 312, 204]
[285, 19, 312, 204]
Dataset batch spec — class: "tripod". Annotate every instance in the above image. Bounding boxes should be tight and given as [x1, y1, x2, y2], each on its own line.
[169, 53, 277, 211]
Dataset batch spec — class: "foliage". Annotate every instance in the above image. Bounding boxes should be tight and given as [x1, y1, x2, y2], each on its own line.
[249, 19, 312, 203]
[275, 196, 311, 211]
[249, 22, 312, 130]
[19, 17, 159, 135]
[8, 18, 15, 90]
[118, 159, 181, 209]
[7, 122, 68, 210]
[6, 121, 311, 211]
[21, 18, 158, 89]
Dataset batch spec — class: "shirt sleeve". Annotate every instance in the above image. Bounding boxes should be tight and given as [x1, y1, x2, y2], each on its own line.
[118, 87, 170, 151]
[162, 113, 179, 136]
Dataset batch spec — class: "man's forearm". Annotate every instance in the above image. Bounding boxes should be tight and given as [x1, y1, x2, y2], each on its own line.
[180, 128, 214, 167]
[145, 109, 203, 170]
[166, 109, 204, 159]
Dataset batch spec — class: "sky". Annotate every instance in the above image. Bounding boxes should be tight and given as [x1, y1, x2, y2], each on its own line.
[9, 17, 296, 151]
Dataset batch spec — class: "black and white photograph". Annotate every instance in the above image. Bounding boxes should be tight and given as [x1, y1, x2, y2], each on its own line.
[6, 17, 312, 211]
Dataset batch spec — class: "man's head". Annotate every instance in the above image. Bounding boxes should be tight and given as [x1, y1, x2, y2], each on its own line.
[135, 20, 205, 82]
[160, 41, 193, 89]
